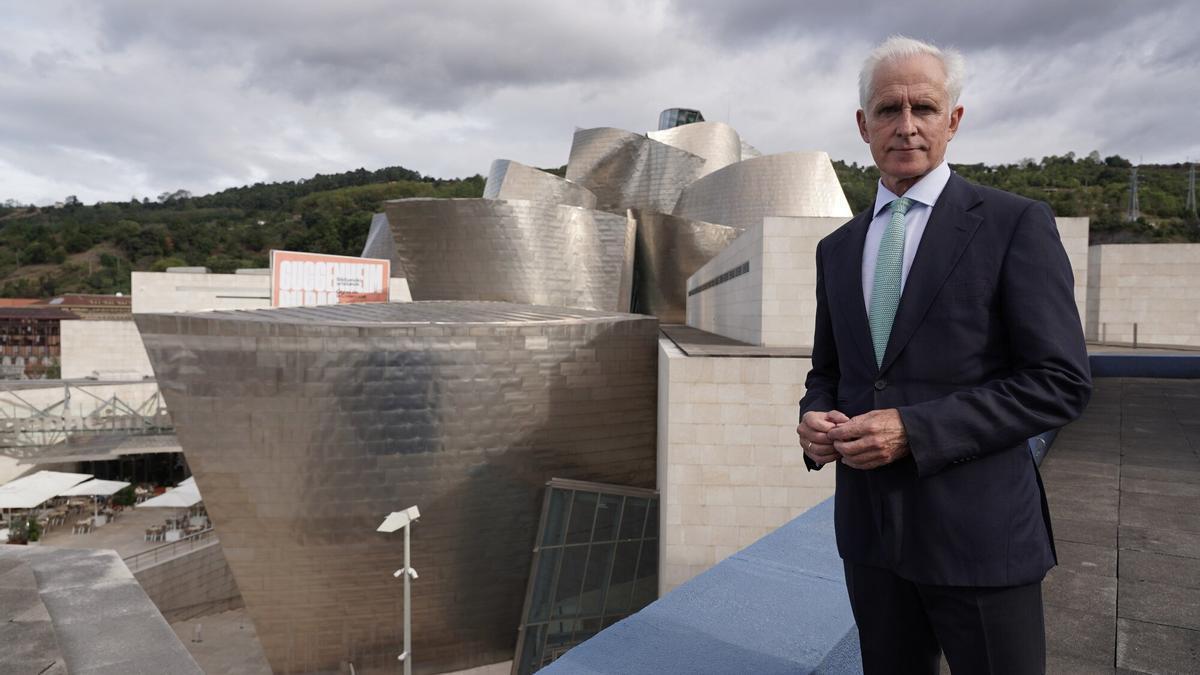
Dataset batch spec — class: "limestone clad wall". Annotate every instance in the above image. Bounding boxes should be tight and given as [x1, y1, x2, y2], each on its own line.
[657, 340, 835, 593]
[1086, 243, 1200, 347]
[133, 539, 243, 622]
[1055, 217, 1090, 327]
[685, 217, 846, 348]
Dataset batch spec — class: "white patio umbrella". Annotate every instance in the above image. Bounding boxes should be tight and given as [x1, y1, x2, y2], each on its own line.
[58, 479, 132, 522]
[136, 477, 202, 508]
[136, 477, 204, 536]
[0, 470, 92, 514]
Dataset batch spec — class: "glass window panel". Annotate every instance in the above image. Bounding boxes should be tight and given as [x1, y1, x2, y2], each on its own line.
[516, 623, 544, 674]
[574, 617, 602, 644]
[527, 547, 561, 623]
[618, 497, 647, 540]
[578, 542, 615, 616]
[631, 538, 659, 610]
[644, 498, 659, 539]
[565, 491, 598, 544]
[603, 540, 640, 615]
[601, 614, 625, 629]
[551, 545, 589, 618]
[541, 488, 570, 547]
[543, 619, 576, 665]
[593, 494, 623, 543]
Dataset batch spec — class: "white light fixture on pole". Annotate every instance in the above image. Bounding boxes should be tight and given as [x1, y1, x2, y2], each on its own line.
[378, 505, 420, 675]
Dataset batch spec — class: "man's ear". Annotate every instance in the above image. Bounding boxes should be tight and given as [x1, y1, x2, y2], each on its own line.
[856, 109, 869, 143]
[947, 104, 964, 141]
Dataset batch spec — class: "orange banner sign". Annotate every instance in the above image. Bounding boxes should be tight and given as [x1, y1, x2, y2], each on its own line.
[270, 250, 391, 307]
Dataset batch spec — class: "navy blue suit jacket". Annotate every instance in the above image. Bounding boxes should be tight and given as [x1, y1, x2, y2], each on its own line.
[799, 172, 1091, 587]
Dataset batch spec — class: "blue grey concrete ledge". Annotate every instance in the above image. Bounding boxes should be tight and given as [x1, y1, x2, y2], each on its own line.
[1089, 352, 1200, 378]
[543, 498, 860, 674]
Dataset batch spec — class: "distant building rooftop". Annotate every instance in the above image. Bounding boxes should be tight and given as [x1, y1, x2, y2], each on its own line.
[0, 299, 40, 308]
[34, 294, 131, 320]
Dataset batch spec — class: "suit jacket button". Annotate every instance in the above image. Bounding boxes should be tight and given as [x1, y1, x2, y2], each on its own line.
[874, 379, 887, 391]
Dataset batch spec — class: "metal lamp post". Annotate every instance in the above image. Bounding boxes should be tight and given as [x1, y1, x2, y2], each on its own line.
[378, 505, 420, 675]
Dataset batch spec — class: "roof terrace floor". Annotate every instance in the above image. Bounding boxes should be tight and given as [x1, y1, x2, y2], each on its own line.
[1041, 377, 1200, 674]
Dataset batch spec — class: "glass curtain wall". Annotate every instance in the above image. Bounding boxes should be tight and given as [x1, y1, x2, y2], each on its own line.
[513, 478, 659, 674]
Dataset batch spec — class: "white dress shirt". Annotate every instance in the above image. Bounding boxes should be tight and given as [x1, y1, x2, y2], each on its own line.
[861, 162, 952, 311]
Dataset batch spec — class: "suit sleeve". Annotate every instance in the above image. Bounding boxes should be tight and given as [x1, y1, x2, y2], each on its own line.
[898, 201, 1092, 478]
[798, 239, 840, 471]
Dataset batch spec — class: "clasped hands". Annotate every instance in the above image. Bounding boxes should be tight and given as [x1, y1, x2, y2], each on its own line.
[796, 409, 910, 470]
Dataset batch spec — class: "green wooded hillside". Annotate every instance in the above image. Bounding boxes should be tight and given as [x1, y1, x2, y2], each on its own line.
[0, 154, 1195, 297]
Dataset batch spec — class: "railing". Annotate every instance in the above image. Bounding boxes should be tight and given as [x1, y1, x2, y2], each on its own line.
[1098, 321, 1139, 348]
[123, 527, 216, 572]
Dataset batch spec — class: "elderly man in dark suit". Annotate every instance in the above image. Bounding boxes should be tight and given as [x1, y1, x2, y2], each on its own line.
[796, 36, 1091, 674]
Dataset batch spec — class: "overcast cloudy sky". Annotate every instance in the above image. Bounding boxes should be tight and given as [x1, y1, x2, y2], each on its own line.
[3, 1, 1198, 205]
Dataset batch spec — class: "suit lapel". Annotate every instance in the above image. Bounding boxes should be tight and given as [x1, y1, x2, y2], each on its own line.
[826, 210, 876, 371]
[878, 173, 983, 373]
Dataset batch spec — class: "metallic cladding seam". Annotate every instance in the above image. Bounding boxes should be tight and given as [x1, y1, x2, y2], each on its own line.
[134, 301, 659, 674]
[646, 121, 742, 178]
[672, 151, 853, 231]
[564, 127, 707, 214]
[483, 159, 598, 209]
[629, 209, 743, 323]
[382, 198, 636, 313]
[361, 212, 404, 276]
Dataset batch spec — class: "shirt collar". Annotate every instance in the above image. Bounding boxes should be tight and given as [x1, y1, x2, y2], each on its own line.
[872, 161, 952, 217]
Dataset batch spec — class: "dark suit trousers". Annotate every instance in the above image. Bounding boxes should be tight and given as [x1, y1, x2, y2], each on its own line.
[843, 562, 1045, 675]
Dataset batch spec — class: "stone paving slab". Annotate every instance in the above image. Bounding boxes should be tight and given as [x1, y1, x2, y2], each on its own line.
[1044, 606, 1116, 669]
[1118, 579, 1200, 632]
[1053, 516, 1119, 547]
[0, 557, 67, 675]
[1120, 465, 1200, 485]
[1055, 539, 1119, 577]
[1044, 377, 1200, 674]
[1119, 549, 1200, 589]
[1116, 618, 1200, 673]
[0, 545, 202, 674]
[1120, 503, 1200, 534]
[1120, 525, 1200, 559]
[1043, 567, 1117, 616]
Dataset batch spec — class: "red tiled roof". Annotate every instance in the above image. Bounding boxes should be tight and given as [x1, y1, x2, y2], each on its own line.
[0, 307, 81, 321]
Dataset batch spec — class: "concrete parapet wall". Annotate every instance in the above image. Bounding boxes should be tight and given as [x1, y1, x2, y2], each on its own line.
[1055, 217, 1090, 327]
[657, 339, 834, 593]
[133, 540, 243, 622]
[1086, 243, 1200, 346]
[686, 217, 846, 348]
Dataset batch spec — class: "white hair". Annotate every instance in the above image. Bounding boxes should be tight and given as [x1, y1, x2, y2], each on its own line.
[858, 35, 965, 110]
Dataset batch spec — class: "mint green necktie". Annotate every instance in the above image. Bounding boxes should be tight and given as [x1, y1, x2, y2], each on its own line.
[868, 197, 913, 368]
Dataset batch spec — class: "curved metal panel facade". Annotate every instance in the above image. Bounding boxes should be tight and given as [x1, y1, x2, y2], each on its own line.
[631, 210, 742, 324]
[483, 159, 597, 209]
[565, 127, 706, 214]
[672, 151, 853, 231]
[647, 122, 742, 178]
[383, 198, 636, 313]
[360, 212, 404, 275]
[135, 301, 659, 675]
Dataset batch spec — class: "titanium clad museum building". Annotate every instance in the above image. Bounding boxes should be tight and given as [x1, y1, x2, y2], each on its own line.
[138, 110, 854, 674]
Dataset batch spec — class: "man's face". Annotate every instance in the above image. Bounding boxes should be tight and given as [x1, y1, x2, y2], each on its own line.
[856, 53, 964, 194]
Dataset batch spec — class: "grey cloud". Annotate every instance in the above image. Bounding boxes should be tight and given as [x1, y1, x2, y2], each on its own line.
[674, 0, 1193, 55]
[1, 1, 1197, 205]
[92, 0, 668, 110]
